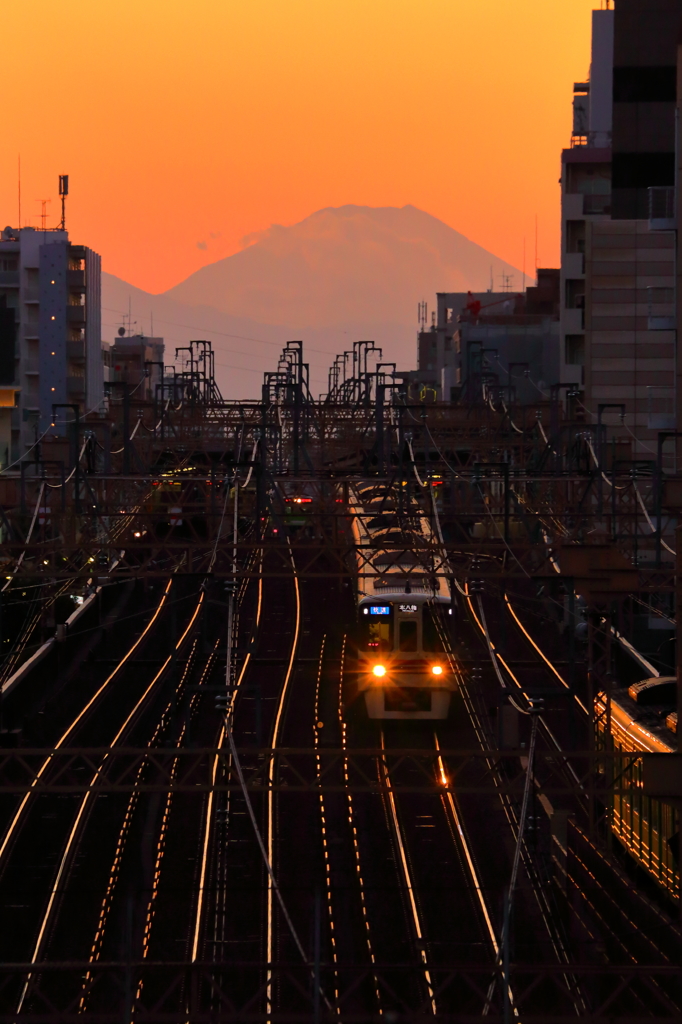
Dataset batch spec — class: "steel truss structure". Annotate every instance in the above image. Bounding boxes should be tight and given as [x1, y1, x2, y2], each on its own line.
[0, 746, 649, 797]
[0, 363, 679, 585]
[0, 960, 680, 1023]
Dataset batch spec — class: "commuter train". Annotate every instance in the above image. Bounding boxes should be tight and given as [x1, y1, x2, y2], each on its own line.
[595, 677, 678, 902]
[345, 481, 457, 719]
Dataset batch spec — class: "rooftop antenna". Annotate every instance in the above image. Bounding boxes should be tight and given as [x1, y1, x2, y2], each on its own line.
[418, 300, 427, 332]
[534, 214, 538, 281]
[37, 199, 51, 231]
[59, 175, 68, 231]
[120, 298, 137, 338]
[522, 237, 526, 292]
[17, 156, 21, 229]
[500, 273, 513, 293]
[489, 265, 493, 292]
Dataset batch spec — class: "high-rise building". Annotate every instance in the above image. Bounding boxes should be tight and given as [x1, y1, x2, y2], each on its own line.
[0, 225, 102, 459]
[560, 1, 681, 446]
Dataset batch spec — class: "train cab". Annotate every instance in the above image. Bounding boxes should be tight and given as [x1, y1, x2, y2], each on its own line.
[348, 595, 455, 719]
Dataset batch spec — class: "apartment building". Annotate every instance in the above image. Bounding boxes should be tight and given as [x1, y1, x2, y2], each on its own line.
[416, 276, 559, 403]
[561, 2, 680, 447]
[0, 225, 102, 458]
[105, 333, 165, 400]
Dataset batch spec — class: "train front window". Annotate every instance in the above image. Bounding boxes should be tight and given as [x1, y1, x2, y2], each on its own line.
[361, 605, 393, 652]
[399, 619, 418, 652]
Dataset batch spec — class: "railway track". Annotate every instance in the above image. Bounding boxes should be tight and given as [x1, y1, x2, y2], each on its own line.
[1, 492, 678, 1022]
[0, 575, 212, 1012]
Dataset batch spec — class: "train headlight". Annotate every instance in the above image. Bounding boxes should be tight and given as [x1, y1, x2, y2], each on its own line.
[431, 664, 443, 676]
[372, 664, 386, 678]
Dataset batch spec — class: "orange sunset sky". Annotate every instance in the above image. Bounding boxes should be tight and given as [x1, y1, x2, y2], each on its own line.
[1, 0, 599, 295]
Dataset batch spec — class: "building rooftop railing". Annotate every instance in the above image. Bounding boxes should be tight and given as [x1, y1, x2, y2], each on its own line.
[457, 312, 556, 327]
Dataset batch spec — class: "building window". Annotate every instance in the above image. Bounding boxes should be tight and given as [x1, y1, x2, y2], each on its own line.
[566, 221, 586, 254]
[613, 66, 676, 103]
[566, 280, 585, 309]
[565, 335, 585, 366]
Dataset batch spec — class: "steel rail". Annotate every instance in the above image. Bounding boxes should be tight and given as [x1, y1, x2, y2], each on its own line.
[337, 635, 382, 1014]
[312, 634, 342, 1012]
[266, 541, 301, 1018]
[190, 551, 264, 967]
[379, 731, 437, 1017]
[14, 587, 205, 1013]
[81, 632, 213, 1003]
[0, 577, 175, 867]
[434, 614, 582, 1016]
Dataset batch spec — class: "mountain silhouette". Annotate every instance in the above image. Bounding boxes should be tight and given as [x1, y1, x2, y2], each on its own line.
[103, 204, 523, 397]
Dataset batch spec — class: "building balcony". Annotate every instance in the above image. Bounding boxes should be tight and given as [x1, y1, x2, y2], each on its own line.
[67, 269, 86, 290]
[563, 252, 585, 277]
[583, 194, 611, 215]
[562, 308, 584, 333]
[0, 271, 19, 287]
[563, 193, 584, 219]
[66, 376, 85, 397]
[67, 304, 86, 325]
[22, 286, 40, 303]
[67, 340, 86, 361]
[649, 186, 675, 230]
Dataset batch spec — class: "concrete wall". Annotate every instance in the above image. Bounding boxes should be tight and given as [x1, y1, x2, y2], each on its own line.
[38, 241, 69, 433]
[584, 218, 675, 447]
[85, 247, 102, 412]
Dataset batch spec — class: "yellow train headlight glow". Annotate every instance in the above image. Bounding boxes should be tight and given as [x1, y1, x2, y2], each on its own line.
[431, 665, 443, 676]
[372, 664, 386, 678]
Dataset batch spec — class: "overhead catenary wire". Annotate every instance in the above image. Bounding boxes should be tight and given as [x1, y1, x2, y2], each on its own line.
[633, 480, 676, 556]
[474, 589, 530, 715]
[45, 437, 89, 489]
[406, 438, 427, 488]
[585, 436, 626, 490]
[434, 592, 582, 1016]
[0, 399, 106, 476]
[1, 481, 45, 592]
[504, 594, 588, 715]
[460, 581, 586, 789]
